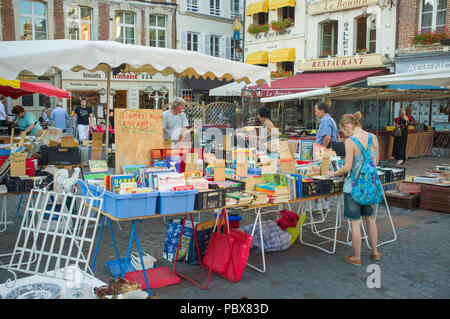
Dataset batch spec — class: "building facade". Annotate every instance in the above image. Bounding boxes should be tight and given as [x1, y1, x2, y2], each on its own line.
[244, 0, 307, 77]
[394, 0, 450, 127]
[176, 0, 244, 102]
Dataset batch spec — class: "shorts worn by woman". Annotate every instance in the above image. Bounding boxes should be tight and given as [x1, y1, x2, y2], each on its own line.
[343, 193, 374, 220]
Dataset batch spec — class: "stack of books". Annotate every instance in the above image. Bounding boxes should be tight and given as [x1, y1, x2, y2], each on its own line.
[130, 252, 157, 271]
[248, 191, 269, 205]
[226, 191, 254, 205]
[255, 182, 290, 203]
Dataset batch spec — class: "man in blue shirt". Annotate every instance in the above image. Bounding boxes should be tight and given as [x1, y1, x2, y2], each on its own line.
[315, 102, 339, 147]
[51, 101, 69, 132]
[314, 102, 339, 212]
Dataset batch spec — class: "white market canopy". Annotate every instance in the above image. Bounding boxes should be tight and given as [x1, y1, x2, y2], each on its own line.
[209, 81, 257, 96]
[0, 40, 269, 85]
[367, 68, 450, 88]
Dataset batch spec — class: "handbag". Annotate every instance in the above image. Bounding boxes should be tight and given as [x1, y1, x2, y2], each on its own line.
[392, 127, 402, 137]
[329, 118, 346, 157]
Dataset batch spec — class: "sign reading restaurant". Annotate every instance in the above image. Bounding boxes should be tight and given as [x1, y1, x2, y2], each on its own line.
[298, 53, 383, 71]
[308, 0, 379, 15]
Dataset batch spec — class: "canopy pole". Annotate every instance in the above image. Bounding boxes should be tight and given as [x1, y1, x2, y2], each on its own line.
[376, 93, 379, 139]
[105, 66, 112, 167]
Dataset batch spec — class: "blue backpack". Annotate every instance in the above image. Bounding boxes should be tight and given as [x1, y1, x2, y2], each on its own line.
[349, 135, 383, 205]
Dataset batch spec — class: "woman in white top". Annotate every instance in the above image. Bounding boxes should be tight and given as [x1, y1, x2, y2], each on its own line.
[325, 112, 381, 266]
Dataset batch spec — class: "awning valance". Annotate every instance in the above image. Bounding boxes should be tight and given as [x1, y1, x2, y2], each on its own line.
[246, 0, 269, 16]
[246, 51, 269, 65]
[261, 86, 450, 103]
[270, 0, 296, 10]
[269, 48, 295, 63]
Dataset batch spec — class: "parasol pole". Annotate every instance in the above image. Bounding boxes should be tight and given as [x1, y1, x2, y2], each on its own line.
[105, 66, 112, 165]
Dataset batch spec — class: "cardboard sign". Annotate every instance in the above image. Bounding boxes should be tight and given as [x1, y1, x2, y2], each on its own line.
[89, 160, 108, 173]
[214, 160, 226, 182]
[10, 153, 26, 176]
[61, 136, 75, 148]
[223, 134, 232, 151]
[261, 159, 278, 175]
[236, 163, 248, 177]
[279, 141, 293, 160]
[92, 132, 103, 148]
[185, 153, 199, 173]
[204, 153, 217, 164]
[279, 157, 297, 174]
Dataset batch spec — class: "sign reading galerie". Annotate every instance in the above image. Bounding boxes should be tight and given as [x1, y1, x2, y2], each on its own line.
[298, 53, 383, 71]
[308, 0, 379, 15]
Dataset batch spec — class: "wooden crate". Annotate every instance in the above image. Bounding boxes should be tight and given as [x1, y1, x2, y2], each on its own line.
[420, 184, 450, 213]
[386, 193, 420, 210]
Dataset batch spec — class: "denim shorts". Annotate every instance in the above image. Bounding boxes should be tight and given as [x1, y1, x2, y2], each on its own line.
[344, 193, 375, 220]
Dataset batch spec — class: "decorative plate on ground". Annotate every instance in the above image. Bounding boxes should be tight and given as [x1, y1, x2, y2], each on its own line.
[6, 282, 62, 299]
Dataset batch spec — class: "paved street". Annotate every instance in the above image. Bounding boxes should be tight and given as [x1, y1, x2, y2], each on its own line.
[0, 156, 448, 299]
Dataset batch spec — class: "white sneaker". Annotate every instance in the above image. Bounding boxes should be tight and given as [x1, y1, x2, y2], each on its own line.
[397, 160, 404, 165]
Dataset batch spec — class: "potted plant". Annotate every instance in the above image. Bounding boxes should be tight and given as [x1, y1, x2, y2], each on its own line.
[356, 48, 369, 54]
[271, 70, 293, 78]
[319, 51, 332, 58]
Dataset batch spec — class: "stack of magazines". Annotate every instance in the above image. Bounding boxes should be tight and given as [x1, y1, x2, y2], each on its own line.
[130, 252, 157, 271]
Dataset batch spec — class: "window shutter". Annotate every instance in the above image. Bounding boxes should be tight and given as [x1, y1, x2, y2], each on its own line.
[180, 30, 187, 50]
[203, 33, 210, 55]
[225, 36, 231, 60]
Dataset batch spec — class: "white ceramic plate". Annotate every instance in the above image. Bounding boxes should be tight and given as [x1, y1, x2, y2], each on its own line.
[6, 282, 62, 299]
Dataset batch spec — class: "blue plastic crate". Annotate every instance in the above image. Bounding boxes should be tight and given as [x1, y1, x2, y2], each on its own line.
[105, 258, 138, 277]
[157, 189, 199, 215]
[0, 149, 11, 156]
[78, 180, 158, 219]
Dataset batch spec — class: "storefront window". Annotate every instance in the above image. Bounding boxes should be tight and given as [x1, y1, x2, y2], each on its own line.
[419, 0, 447, 32]
[68, 6, 92, 41]
[19, 0, 48, 40]
[69, 91, 100, 116]
[114, 11, 135, 44]
[320, 21, 338, 57]
[149, 15, 167, 48]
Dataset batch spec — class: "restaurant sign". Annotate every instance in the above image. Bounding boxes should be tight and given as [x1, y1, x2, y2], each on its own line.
[298, 53, 383, 71]
[308, 0, 379, 15]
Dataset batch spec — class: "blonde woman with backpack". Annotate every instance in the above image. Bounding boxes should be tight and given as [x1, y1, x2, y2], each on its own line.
[325, 112, 382, 266]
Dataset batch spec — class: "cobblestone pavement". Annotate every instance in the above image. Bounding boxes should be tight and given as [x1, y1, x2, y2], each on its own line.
[0, 156, 448, 299]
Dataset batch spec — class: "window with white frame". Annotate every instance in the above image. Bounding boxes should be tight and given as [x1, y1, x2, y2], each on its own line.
[210, 0, 221, 16]
[210, 35, 220, 57]
[68, 5, 92, 40]
[187, 32, 200, 51]
[230, 0, 241, 19]
[149, 15, 167, 48]
[419, 0, 447, 32]
[355, 16, 376, 54]
[187, 0, 199, 12]
[18, 0, 48, 40]
[114, 11, 136, 44]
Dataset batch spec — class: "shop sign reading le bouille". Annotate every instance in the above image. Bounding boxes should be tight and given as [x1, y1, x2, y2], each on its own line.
[308, 0, 379, 15]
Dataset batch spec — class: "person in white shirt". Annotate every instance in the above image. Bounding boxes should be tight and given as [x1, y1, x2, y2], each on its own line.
[0, 96, 8, 124]
[163, 97, 189, 147]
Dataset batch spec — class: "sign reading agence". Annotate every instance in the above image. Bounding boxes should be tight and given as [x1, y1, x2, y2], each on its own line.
[298, 53, 383, 71]
[308, 0, 379, 15]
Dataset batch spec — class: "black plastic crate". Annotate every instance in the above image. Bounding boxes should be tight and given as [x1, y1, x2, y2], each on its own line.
[377, 171, 386, 185]
[194, 188, 226, 210]
[209, 179, 244, 194]
[302, 179, 326, 197]
[329, 179, 344, 194]
[6, 176, 34, 193]
[379, 165, 406, 182]
[41, 146, 81, 165]
[34, 170, 54, 190]
[377, 168, 394, 183]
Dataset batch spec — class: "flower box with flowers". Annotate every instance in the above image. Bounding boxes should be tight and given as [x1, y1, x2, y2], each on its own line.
[248, 23, 270, 35]
[410, 27, 448, 46]
[271, 70, 293, 79]
[270, 18, 294, 32]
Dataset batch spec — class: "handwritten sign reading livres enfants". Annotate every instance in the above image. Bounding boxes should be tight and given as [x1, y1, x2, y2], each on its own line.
[115, 109, 163, 174]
